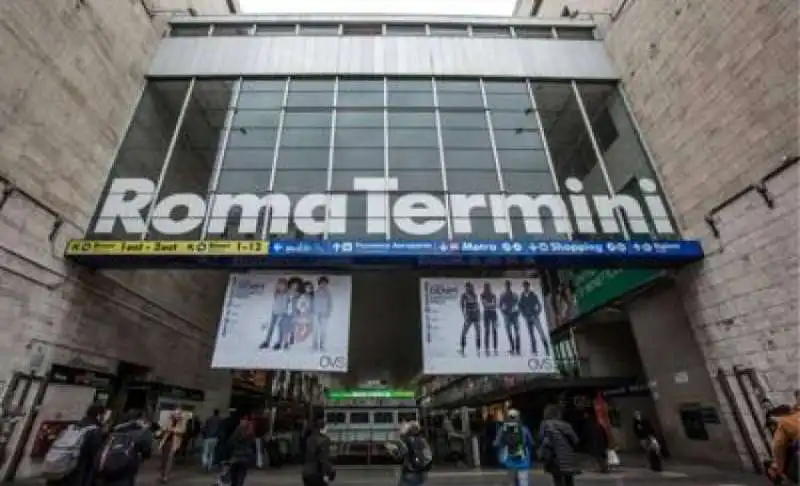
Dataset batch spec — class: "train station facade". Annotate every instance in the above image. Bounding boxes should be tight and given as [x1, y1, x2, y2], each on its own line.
[0, 0, 796, 480]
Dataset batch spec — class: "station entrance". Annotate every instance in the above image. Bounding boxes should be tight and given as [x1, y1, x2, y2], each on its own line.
[195, 260, 696, 468]
[61, 236, 707, 469]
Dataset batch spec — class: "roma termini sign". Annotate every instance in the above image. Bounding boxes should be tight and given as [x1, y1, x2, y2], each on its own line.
[93, 176, 675, 238]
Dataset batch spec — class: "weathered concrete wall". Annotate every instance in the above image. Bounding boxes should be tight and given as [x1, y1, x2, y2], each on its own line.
[0, 4, 235, 478]
[605, 0, 799, 468]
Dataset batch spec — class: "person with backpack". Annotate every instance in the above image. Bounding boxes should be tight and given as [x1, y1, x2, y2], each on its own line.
[386, 420, 433, 486]
[493, 409, 534, 486]
[44, 404, 106, 486]
[301, 419, 335, 486]
[96, 409, 153, 486]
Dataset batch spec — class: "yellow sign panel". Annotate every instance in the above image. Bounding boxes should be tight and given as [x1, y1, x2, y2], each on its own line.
[65, 240, 269, 256]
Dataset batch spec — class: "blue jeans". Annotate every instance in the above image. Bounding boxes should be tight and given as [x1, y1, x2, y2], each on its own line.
[507, 470, 529, 486]
[201, 437, 218, 469]
[277, 314, 293, 347]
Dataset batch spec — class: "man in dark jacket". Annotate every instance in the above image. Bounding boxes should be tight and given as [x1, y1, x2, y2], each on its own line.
[538, 405, 580, 486]
[46, 404, 106, 486]
[98, 409, 154, 486]
[519, 281, 550, 356]
[222, 416, 256, 486]
[302, 419, 335, 486]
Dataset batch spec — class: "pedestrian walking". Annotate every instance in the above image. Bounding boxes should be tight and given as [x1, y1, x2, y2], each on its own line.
[387, 420, 433, 486]
[493, 409, 534, 486]
[301, 419, 335, 486]
[537, 405, 580, 486]
[201, 409, 223, 471]
[43, 404, 106, 486]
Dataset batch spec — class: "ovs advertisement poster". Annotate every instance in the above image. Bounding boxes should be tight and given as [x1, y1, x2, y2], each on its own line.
[212, 273, 352, 372]
[421, 278, 555, 375]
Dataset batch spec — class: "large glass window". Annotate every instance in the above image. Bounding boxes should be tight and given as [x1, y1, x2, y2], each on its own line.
[485, 80, 555, 201]
[438, 80, 498, 238]
[151, 79, 234, 240]
[533, 82, 608, 238]
[218, 79, 285, 196]
[577, 83, 677, 238]
[332, 80, 385, 240]
[90, 80, 191, 239]
[92, 76, 674, 243]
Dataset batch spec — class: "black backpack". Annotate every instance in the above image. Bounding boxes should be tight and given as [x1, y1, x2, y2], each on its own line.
[404, 436, 433, 473]
[97, 431, 138, 480]
[501, 423, 525, 458]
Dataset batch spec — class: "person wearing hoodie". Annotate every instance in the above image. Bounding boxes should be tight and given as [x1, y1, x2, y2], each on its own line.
[302, 419, 335, 486]
[96, 409, 154, 486]
[537, 405, 580, 486]
[493, 409, 534, 486]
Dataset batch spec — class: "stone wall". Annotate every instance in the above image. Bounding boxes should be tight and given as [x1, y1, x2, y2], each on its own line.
[605, 0, 799, 467]
[0, 0, 234, 460]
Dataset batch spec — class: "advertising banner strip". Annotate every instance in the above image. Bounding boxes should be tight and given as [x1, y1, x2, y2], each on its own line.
[64, 239, 703, 268]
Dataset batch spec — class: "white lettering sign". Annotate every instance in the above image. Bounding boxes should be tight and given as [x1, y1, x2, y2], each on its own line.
[92, 177, 674, 237]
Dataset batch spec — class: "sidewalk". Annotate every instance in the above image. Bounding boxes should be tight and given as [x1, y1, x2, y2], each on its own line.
[13, 456, 765, 485]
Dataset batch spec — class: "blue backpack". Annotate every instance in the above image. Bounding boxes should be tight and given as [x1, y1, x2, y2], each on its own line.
[497, 423, 530, 470]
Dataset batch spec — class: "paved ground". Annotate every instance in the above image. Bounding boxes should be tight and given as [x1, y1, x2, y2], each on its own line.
[132, 464, 766, 486]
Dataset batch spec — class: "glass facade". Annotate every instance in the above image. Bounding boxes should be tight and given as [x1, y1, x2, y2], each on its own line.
[90, 77, 676, 242]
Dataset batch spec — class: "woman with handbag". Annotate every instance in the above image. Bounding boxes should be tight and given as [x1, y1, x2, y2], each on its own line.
[537, 405, 580, 486]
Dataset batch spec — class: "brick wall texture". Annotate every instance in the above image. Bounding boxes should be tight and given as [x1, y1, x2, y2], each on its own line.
[0, 1, 233, 401]
[605, 0, 799, 466]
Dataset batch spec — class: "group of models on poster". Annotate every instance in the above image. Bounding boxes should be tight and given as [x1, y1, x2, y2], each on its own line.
[259, 276, 332, 352]
[458, 280, 551, 357]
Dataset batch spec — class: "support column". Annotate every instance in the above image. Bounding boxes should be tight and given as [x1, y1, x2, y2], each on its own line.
[626, 285, 739, 466]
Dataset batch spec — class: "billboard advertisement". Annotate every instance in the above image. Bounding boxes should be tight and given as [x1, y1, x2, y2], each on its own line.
[211, 273, 352, 372]
[420, 278, 555, 375]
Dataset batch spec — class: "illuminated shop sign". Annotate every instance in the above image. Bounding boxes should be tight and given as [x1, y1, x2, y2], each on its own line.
[93, 176, 674, 238]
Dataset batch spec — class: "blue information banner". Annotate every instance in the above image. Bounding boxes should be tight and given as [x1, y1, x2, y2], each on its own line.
[268, 239, 703, 267]
[64, 238, 703, 269]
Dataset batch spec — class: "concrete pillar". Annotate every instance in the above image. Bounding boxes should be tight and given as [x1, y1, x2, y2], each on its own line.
[626, 285, 739, 466]
[199, 369, 232, 418]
